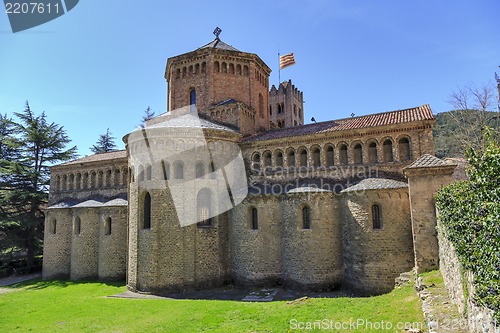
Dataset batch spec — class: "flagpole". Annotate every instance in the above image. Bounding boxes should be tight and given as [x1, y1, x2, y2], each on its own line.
[278, 50, 281, 86]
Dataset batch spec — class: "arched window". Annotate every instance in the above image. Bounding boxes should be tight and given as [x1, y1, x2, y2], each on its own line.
[97, 170, 104, 187]
[368, 142, 378, 163]
[294, 104, 297, 116]
[243, 65, 249, 76]
[105, 217, 112, 235]
[312, 147, 320, 167]
[275, 150, 283, 168]
[175, 68, 181, 79]
[339, 144, 348, 165]
[372, 204, 382, 229]
[236, 64, 242, 75]
[188, 65, 193, 74]
[195, 161, 205, 178]
[250, 207, 258, 230]
[258, 93, 264, 118]
[201, 62, 207, 73]
[50, 218, 57, 234]
[143, 192, 151, 230]
[326, 145, 334, 167]
[252, 153, 261, 172]
[75, 173, 81, 190]
[383, 139, 394, 162]
[113, 169, 120, 187]
[214, 61, 220, 73]
[269, 105, 272, 116]
[222, 62, 227, 73]
[145, 164, 152, 181]
[69, 174, 74, 190]
[287, 149, 295, 167]
[229, 63, 234, 74]
[138, 165, 144, 181]
[353, 144, 363, 164]
[182, 67, 187, 77]
[161, 161, 170, 180]
[299, 148, 308, 167]
[105, 170, 112, 187]
[398, 137, 411, 161]
[174, 161, 184, 179]
[74, 216, 81, 235]
[263, 151, 272, 168]
[90, 172, 96, 189]
[277, 104, 282, 114]
[189, 88, 196, 113]
[197, 188, 213, 227]
[194, 63, 200, 74]
[302, 206, 311, 229]
[82, 173, 88, 190]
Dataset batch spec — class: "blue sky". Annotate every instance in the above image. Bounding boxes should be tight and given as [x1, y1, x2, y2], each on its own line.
[1, 0, 499, 157]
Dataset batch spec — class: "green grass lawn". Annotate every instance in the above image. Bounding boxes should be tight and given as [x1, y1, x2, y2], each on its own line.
[0, 279, 425, 333]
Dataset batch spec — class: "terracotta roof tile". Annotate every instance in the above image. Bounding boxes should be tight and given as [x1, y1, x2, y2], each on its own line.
[57, 150, 127, 167]
[243, 104, 434, 143]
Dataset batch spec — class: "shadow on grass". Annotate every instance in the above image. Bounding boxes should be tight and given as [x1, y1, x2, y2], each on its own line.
[7, 278, 125, 291]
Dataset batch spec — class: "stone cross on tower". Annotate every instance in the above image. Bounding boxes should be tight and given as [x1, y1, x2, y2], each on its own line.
[213, 27, 222, 39]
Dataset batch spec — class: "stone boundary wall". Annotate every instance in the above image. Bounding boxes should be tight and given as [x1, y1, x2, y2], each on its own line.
[437, 212, 499, 333]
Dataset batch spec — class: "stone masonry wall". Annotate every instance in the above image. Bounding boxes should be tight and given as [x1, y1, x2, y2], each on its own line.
[341, 188, 414, 294]
[70, 207, 99, 280]
[230, 195, 283, 286]
[437, 214, 500, 333]
[98, 207, 127, 280]
[281, 192, 343, 290]
[42, 209, 72, 279]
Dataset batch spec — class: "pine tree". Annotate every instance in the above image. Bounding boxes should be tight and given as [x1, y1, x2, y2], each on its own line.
[90, 128, 117, 154]
[140, 106, 155, 128]
[0, 101, 77, 271]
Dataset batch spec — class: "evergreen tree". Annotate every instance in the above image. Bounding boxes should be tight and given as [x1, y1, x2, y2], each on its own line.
[140, 106, 155, 128]
[0, 101, 77, 271]
[90, 128, 117, 154]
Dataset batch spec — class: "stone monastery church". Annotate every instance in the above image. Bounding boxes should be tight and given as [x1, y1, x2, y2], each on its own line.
[43, 32, 459, 295]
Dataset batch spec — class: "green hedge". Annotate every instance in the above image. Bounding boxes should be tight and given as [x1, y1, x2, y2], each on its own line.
[436, 130, 500, 320]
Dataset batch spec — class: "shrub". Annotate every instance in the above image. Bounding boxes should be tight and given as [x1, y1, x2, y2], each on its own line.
[436, 129, 500, 319]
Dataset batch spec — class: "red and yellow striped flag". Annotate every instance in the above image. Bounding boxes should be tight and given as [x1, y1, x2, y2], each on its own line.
[279, 52, 296, 69]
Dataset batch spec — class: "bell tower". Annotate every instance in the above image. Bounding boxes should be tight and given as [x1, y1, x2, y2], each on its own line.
[164, 28, 272, 135]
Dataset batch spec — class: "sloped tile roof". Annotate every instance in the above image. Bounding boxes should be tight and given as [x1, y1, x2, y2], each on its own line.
[405, 154, 451, 169]
[243, 104, 434, 143]
[341, 178, 408, 193]
[48, 197, 128, 209]
[58, 150, 127, 166]
[146, 113, 237, 132]
[198, 38, 240, 52]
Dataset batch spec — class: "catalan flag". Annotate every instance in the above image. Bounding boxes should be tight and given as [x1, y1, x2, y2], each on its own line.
[279, 52, 296, 70]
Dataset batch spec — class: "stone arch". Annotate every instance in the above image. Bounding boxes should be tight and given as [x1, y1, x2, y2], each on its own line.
[113, 168, 120, 187]
[104, 216, 112, 235]
[382, 138, 394, 162]
[229, 63, 234, 74]
[90, 171, 96, 189]
[338, 143, 348, 165]
[75, 173, 81, 190]
[221, 62, 227, 73]
[138, 165, 144, 182]
[301, 204, 312, 229]
[352, 142, 363, 164]
[106, 169, 112, 187]
[161, 161, 170, 180]
[188, 64, 193, 74]
[194, 63, 200, 74]
[274, 149, 284, 168]
[243, 65, 249, 76]
[68, 174, 74, 191]
[145, 164, 152, 181]
[173, 161, 184, 179]
[182, 66, 187, 77]
[197, 188, 213, 227]
[175, 68, 181, 79]
[82, 172, 88, 190]
[97, 170, 104, 187]
[195, 161, 206, 178]
[121, 167, 127, 186]
[249, 206, 258, 230]
[252, 152, 261, 171]
[325, 144, 334, 167]
[142, 191, 151, 229]
[397, 136, 411, 161]
[262, 150, 272, 168]
[214, 61, 220, 73]
[55, 175, 61, 192]
[297, 147, 308, 167]
[367, 140, 378, 164]
[286, 148, 296, 167]
[201, 62, 206, 73]
[236, 64, 242, 75]
[311, 145, 321, 167]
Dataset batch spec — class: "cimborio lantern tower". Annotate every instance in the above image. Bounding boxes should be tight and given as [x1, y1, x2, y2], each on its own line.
[165, 28, 271, 135]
